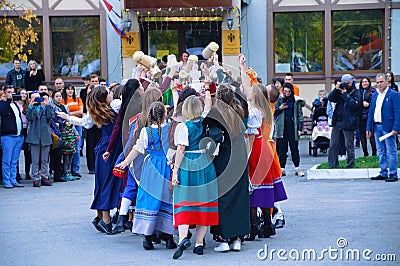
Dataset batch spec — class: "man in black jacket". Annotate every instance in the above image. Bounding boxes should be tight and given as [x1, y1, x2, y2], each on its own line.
[0, 86, 25, 188]
[328, 74, 362, 168]
[6, 59, 26, 88]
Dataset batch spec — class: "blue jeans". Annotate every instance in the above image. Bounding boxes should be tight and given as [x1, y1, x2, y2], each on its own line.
[1, 135, 24, 186]
[72, 125, 82, 174]
[374, 124, 398, 177]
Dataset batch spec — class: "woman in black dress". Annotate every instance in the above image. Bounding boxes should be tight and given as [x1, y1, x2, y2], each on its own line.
[24, 60, 45, 91]
[203, 84, 250, 252]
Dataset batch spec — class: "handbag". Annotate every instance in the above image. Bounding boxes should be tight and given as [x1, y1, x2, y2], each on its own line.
[113, 166, 127, 178]
[51, 132, 60, 150]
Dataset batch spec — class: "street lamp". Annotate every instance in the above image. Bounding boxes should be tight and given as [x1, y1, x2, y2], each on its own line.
[124, 18, 132, 32]
[226, 14, 233, 30]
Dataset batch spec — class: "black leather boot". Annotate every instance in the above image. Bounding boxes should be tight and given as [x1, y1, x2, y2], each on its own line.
[151, 233, 161, 244]
[143, 235, 155, 250]
[111, 214, 126, 234]
[262, 221, 276, 238]
[159, 233, 177, 249]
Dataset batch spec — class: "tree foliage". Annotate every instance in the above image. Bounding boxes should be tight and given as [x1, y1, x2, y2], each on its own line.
[0, 0, 40, 62]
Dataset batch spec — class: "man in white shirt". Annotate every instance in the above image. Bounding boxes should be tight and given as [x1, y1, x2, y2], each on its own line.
[367, 73, 400, 182]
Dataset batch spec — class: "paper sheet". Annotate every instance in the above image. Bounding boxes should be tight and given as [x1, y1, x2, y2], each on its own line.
[379, 132, 393, 142]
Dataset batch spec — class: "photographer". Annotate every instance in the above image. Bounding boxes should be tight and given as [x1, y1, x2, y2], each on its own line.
[0, 86, 24, 188]
[26, 91, 55, 187]
[328, 74, 362, 168]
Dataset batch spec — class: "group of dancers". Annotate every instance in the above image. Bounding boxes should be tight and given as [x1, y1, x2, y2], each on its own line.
[58, 52, 287, 259]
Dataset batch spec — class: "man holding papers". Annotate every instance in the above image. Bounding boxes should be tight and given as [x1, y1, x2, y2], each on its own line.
[367, 73, 400, 182]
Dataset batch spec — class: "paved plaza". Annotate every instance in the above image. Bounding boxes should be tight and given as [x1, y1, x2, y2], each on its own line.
[1, 140, 399, 265]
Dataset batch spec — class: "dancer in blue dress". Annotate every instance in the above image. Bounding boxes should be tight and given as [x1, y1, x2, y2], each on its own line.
[117, 101, 176, 250]
[111, 88, 164, 234]
[58, 86, 122, 234]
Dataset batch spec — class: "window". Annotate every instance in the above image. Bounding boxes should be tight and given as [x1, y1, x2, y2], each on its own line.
[51, 16, 100, 77]
[274, 12, 323, 73]
[0, 17, 43, 79]
[148, 30, 178, 59]
[332, 10, 383, 72]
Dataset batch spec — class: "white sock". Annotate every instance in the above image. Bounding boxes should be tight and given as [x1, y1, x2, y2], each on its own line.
[119, 198, 132, 216]
[195, 243, 203, 247]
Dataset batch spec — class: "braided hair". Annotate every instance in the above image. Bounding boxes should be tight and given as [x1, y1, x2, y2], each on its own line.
[146, 101, 166, 150]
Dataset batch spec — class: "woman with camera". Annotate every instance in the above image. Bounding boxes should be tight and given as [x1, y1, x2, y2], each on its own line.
[26, 91, 55, 187]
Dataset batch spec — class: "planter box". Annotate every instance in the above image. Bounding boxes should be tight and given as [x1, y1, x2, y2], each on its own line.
[306, 164, 396, 180]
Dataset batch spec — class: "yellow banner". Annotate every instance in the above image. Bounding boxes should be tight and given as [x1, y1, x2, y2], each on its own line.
[122, 32, 139, 57]
[222, 30, 240, 55]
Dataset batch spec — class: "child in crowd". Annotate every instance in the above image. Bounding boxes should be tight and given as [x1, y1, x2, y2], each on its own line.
[171, 93, 217, 260]
[116, 101, 176, 250]
[60, 120, 79, 180]
[312, 89, 328, 111]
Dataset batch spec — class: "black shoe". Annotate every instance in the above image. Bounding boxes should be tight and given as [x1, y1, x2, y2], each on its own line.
[370, 175, 387, 180]
[159, 233, 177, 249]
[54, 177, 68, 182]
[193, 245, 204, 255]
[41, 178, 52, 186]
[143, 236, 155, 250]
[244, 224, 259, 241]
[112, 214, 126, 234]
[261, 222, 276, 238]
[274, 218, 285, 229]
[88, 170, 95, 174]
[72, 172, 82, 178]
[98, 220, 113, 235]
[386, 176, 398, 182]
[173, 237, 191, 259]
[33, 180, 41, 187]
[92, 217, 103, 232]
